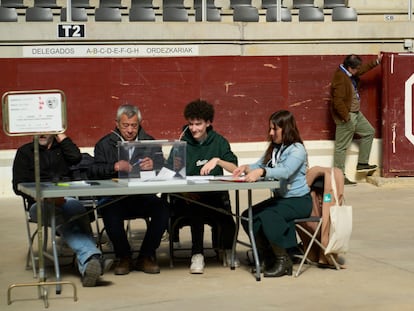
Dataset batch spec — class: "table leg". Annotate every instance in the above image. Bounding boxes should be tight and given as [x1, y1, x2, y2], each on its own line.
[230, 190, 240, 269]
[247, 190, 261, 281]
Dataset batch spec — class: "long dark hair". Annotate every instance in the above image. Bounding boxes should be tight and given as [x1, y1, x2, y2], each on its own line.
[262, 110, 304, 165]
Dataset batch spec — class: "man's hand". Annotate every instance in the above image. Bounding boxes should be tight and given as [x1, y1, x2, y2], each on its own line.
[138, 157, 153, 171]
[55, 133, 67, 143]
[376, 53, 383, 65]
[114, 160, 132, 172]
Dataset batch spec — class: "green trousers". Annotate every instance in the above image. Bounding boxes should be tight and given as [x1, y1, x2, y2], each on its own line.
[333, 111, 375, 174]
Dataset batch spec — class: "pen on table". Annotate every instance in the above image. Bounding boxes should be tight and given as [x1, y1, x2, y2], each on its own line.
[132, 159, 143, 167]
[56, 182, 70, 187]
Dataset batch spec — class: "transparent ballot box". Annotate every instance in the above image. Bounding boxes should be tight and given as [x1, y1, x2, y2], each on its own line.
[117, 140, 187, 186]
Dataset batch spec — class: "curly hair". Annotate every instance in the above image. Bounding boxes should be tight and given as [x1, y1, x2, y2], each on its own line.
[184, 99, 214, 122]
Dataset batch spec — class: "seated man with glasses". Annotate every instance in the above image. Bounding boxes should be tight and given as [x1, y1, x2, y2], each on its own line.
[88, 104, 169, 275]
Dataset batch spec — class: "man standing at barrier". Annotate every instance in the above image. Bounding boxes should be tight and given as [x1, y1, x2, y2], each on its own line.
[12, 133, 109, 287]
[330, 53, 382, 185]
[89, 104, 169, 275]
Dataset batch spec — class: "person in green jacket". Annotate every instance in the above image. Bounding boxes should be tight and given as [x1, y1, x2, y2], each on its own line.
[171, 99, 238, 274]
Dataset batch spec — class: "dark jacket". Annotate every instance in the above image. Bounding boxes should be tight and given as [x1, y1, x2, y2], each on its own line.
[12, 136, 82, 205]
[89, 127, 156, 180]
[330, 59, 378, 123]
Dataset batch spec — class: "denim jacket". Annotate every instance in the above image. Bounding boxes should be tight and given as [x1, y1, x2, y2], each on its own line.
[250, 142, 309, 198]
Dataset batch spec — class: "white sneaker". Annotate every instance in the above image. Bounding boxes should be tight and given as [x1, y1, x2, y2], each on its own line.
[225, 249, 240, 268]
[190, 254, 205, 274]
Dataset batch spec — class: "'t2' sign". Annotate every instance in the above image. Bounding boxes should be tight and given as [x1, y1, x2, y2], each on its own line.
[58, 24, 85, 38]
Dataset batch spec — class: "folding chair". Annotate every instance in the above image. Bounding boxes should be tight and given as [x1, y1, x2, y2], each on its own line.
[294, 170, 343, 277]
[294, 216, 340, 277]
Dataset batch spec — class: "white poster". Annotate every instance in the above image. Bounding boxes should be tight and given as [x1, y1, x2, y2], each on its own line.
[5, 92, 65, 135]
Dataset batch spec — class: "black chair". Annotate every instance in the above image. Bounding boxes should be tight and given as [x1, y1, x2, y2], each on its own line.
[323, 0, 346, 9]
[129, 6, 156, 21]
[261, 0, 277, 9]
[0, 6, 18, 22]
[195, 7, 221, 21]
[233, 5, 259, 22]
[34, 0, 62, 9]
[60, 7, 88, 21]
[230, 0, 252, 9]
[71, 0, 95, 9]
[298, 6, 324, 21]
[99, 0, 128, 9]
[332, 6, 357, 21]
[162, 6, 188, 21]
[194, 0, 218, 9]
[0, 0, 27, 9]
[266, 6, 291, 22]
[131, 0, 158, 8]
[292, 0, 314, 9]
[95, 7, 122, 21]
[25, 7, 54, 21]
[162, 0, 190, 9]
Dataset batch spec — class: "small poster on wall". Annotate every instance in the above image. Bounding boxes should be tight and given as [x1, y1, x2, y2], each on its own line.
[2, 90, 66, 136]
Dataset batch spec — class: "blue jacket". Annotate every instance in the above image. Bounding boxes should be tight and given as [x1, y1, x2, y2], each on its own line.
[250, 143, 309, 198]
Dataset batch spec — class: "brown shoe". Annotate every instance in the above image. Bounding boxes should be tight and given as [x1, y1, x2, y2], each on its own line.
[135, 256, 160, 274]
[114, 257, 132, 275]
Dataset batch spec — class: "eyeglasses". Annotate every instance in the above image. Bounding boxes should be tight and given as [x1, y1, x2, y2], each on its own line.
[119, 122, 138, 129]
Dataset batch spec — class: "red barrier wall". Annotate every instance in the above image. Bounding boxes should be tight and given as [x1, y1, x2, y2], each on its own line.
[381, 52, 414, 177]
[0, 55, 382, 149]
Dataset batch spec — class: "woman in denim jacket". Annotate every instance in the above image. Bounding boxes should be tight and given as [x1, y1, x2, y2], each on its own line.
[233, 110, 312, 277]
